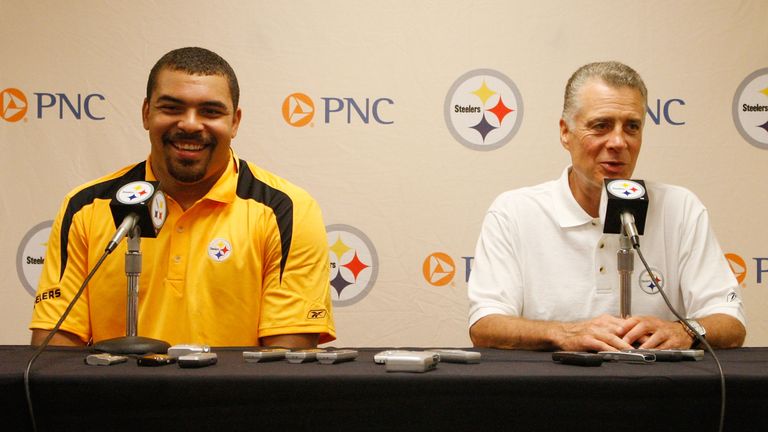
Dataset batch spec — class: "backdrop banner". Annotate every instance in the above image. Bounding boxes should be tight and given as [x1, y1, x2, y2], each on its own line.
[3, 0, 767, 346]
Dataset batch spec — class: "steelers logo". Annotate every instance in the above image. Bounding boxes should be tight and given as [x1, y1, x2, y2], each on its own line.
[116, 181, 155, 204]
[444, 69, 523, 151]
[638, 268, 665, 295]
[732, 67, 768, 150]
[327, 224, 378, 306]
[208, 238, 233, 262]
[606, 180, 645, 200]
[16, 221, 53, 296]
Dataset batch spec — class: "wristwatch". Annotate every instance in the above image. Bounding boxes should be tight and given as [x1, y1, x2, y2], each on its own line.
[679, 319, 706, 348]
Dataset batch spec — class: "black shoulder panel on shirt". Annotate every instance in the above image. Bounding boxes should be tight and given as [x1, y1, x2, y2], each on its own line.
[235, 159, 294, 281]
[58, 162, 147, 281]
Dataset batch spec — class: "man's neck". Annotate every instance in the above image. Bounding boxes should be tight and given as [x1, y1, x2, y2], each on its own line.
[163, 179, 216, 211]
[151, 165, 226, 212]
[567, 171, 601, 218]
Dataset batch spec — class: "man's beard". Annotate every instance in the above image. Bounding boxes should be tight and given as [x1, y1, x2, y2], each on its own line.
[162, 131, 218, 183]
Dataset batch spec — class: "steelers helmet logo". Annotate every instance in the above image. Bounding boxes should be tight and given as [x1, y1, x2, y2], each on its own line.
[327, 224, 378, 306]
[606, 180, 645, 200]
[208, 238, 233, 262]
[16, 221, 53, 296]
[444, 69, 523, 151]
[732, 67, 768, 150]
[116, 181, 155, 204]
[638, 268, 665, 295]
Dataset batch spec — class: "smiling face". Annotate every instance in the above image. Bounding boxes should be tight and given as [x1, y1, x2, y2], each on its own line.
[560, 78, 645, 215]
[142, 68, 241, 191]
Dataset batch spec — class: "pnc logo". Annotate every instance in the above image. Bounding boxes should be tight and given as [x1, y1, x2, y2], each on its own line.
[282, 92, 315, 127]
[0, 87, 105, 121]
[1, 88, 28, 122]
[422, 252, 456, 286]
[283, 92, 394, 127]
[726, 253, 748, 285]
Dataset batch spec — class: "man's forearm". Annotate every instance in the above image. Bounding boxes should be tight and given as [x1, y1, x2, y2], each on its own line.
[696, 313, 746, 348]
[30, 329, 85, 347]
[470, 314, 560, 350]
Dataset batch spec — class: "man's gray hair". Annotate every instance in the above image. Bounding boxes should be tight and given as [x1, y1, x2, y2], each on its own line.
[562, 61, 647, 126]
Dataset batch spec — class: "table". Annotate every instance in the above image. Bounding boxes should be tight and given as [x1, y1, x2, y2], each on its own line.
[2, 346, 767, 432]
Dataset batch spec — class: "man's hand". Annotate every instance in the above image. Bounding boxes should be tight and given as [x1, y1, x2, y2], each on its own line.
[620, 316, 692, 349]
[622, 313, 746, 349]
[554, 314, 637, 352]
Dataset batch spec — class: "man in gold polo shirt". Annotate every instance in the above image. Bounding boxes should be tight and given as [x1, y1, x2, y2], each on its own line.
[29, 47, 335, 347]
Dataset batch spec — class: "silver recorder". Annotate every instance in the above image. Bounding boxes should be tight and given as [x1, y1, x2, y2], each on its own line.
[383, 351, 439, 373]
[167, 344, 211, 359]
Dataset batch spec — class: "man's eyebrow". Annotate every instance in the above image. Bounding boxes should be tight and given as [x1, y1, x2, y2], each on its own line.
[155, 95, 184, 105]
[155, 95, 229, 110]
[586, 116, 613, 124]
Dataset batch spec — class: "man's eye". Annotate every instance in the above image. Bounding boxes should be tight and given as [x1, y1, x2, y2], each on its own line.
[201, 109, 224, 117]
[158, 105, 182, 113]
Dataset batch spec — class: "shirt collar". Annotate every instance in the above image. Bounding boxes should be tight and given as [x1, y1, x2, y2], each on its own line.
[553, 166, 596, 228]
[145, 149, 238, 205]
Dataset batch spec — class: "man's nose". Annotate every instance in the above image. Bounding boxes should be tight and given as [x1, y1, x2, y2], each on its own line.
[177, 110, 204, 132]
[605, 126, 628, 150]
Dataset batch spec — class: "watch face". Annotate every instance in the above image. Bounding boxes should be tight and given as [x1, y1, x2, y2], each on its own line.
[687, 320, 705, 336]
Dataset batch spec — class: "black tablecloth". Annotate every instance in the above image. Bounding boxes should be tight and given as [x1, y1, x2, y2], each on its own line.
[2, 346, 767, 432]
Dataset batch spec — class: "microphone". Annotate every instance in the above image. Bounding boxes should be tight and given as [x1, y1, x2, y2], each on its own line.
[603, 179, 649, 248]
[105, 180, 167, 253]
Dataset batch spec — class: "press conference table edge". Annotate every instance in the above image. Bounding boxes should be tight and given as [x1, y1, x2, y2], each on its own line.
[1, 345, 767, 432]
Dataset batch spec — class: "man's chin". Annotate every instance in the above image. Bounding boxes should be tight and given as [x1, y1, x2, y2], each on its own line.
[168, 165, 206, 184]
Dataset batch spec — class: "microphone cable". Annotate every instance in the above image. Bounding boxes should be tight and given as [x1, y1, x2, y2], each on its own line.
[24, 248, 111, 432]
[634, 244, 726, 432]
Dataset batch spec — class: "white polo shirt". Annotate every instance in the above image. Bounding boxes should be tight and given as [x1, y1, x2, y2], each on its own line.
[468, 167, 745, 328]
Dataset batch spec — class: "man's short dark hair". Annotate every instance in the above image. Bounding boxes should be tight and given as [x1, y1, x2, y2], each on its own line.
[146, 47, 240, 109]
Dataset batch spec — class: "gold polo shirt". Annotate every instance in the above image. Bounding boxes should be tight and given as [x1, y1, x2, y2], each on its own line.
[30, 153, 335, 346]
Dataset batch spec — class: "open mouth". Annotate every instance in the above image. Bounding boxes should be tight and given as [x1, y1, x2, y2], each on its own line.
[163, 131, 213, 155]
[600, 161, 627, 174]
[171, 141, 207, 152]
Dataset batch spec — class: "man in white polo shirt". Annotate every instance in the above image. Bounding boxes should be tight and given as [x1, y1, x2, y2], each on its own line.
[467, 61, 745, 352]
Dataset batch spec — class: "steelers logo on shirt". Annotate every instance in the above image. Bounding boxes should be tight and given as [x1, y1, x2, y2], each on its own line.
[638, 268, 665, 295]
[208, 238, 233, 262]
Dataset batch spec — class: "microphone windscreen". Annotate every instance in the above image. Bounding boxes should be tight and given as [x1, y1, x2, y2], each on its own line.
[603, 179, 649, 235]
[109, 181, 167, 238]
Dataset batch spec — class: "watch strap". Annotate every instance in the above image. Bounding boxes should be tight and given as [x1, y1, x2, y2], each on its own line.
[678, 319, 704, 348]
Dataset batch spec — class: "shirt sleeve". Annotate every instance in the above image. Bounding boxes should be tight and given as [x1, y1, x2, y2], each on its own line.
[29, 195, 93, 343]
[258, 191, 336, 343]
[467, 201, 525, 328]
[678, 199, 746, 325]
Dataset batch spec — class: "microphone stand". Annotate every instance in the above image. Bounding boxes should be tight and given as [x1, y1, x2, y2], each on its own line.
[93, 224, 170, 354]
[618, 228, 633, 318]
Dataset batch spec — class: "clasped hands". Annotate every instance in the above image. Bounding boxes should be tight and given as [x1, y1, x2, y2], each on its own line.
[557, 314, 691, 352]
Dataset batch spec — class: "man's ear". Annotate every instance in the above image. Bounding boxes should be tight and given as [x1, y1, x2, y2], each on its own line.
[559, 118, 570, 150]
[142, 98, 150, 130]
[230, 107, 242, 139]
